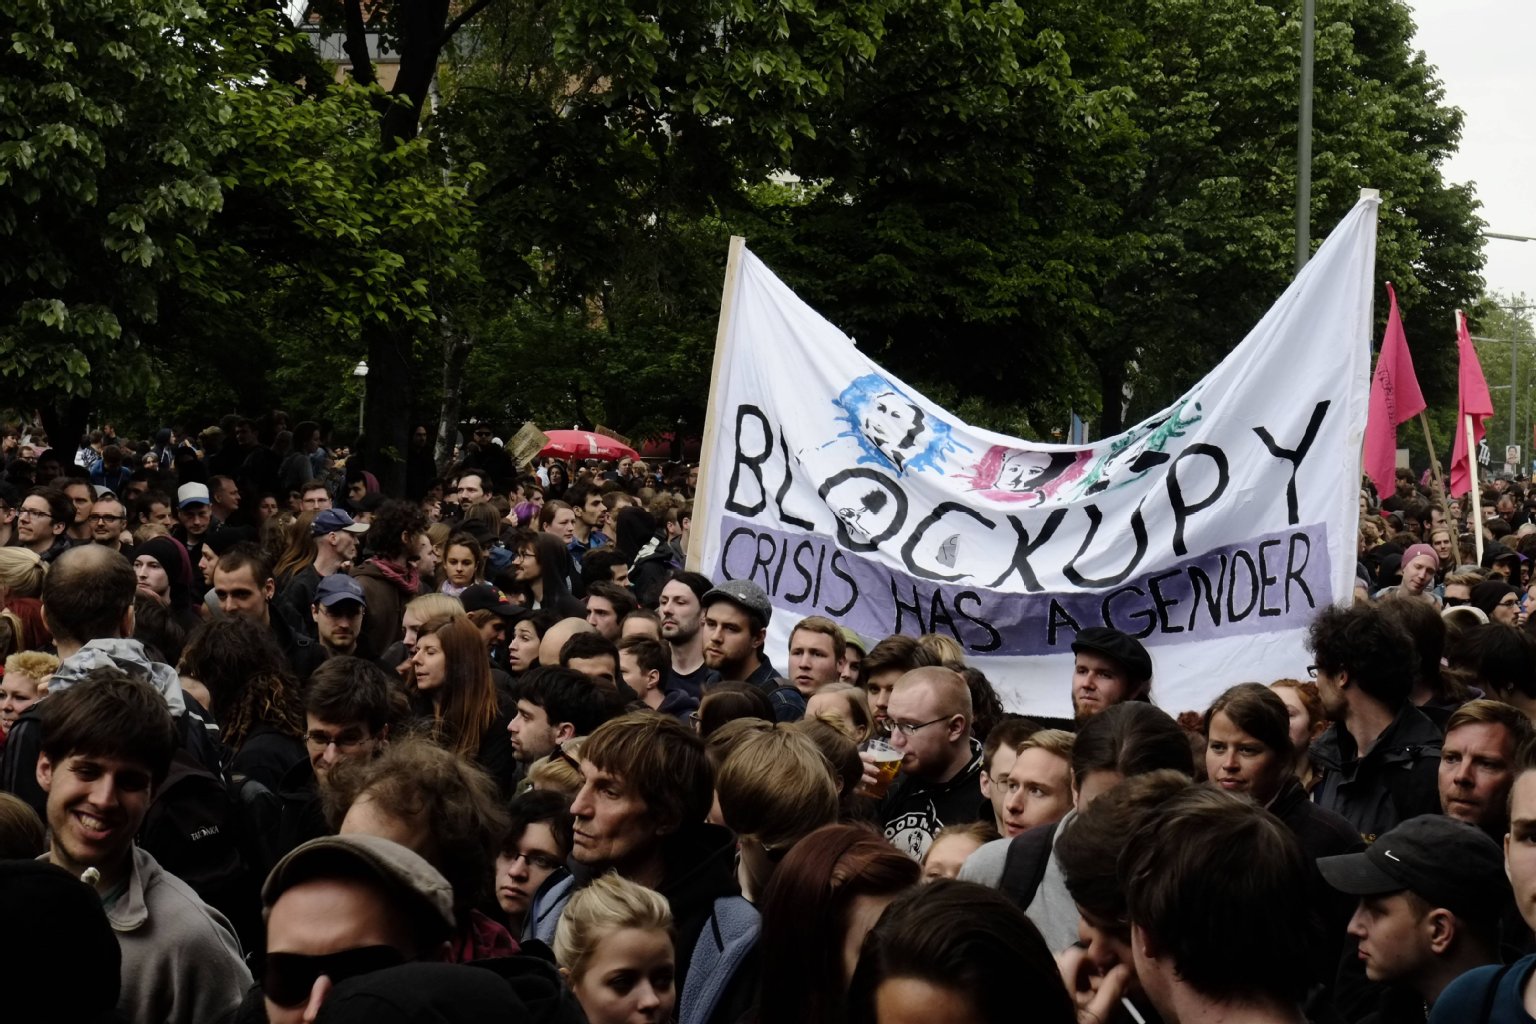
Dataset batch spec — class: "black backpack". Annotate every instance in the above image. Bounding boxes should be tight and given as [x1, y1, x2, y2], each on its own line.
[998, 821, 1061, 910]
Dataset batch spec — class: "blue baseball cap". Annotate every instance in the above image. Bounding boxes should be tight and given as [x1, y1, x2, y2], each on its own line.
[315, 574, 367, 608]
[312, 509, 369, 537]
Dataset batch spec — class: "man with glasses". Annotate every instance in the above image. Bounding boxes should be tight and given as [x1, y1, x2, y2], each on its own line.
[877, 665, 985, 861]
[88, 493, 131, 550]
[267, 656, 401, 866]
[1307, 603, 1443, 844]
[17, 485, 70, 562]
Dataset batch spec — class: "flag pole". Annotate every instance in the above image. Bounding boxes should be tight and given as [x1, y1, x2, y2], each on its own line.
[1458, 308, 1485, 565]
[1467, 411, 1484, 565]
[687, 235, 746, 571]
[1419, 414, 1444, 500]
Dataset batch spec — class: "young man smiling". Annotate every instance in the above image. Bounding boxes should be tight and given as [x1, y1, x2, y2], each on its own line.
[36, 666, 250, 1024]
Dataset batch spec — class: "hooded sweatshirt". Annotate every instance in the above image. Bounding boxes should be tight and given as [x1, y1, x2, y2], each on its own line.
[0, 638, 223, 818]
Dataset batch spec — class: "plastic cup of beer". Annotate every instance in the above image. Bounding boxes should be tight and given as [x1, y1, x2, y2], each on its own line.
[859, 737, 903, 799]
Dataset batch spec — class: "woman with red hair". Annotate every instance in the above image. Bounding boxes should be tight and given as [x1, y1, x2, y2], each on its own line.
[752, 824, 921, 1022]
[411, 612, 516, 795]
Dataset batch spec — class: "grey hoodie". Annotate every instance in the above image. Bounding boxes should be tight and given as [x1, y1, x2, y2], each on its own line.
[47, 638, 187, 717]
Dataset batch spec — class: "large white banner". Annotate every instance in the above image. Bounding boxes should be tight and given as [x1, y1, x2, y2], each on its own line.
[694, 197, 1378, 717]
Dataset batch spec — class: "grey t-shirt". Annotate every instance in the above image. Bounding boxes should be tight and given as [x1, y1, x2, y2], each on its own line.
[958, 810, 1081, 953]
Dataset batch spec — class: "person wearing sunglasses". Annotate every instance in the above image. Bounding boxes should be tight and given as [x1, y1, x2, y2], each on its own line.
[256, 832, 456, 1024]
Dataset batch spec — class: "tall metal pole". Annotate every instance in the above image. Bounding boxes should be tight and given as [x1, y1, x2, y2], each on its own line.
[1512, 337, 1519, 449]
[1294, 0, 1315, 273]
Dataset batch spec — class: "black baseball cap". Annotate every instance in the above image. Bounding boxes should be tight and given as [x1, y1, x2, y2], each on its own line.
[1070, 627, 1152, 683]
[460, 583, 524, 619]
[1317, 815, 1511, 925]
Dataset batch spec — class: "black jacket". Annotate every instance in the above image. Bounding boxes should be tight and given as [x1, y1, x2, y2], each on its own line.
[1311, 704, 1442, 844]
[877, 740, 985, 861]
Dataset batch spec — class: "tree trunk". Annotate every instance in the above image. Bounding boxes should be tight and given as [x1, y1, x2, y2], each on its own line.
[1097, 358, 1128, 438]
[340, 0, 481, 495]
[434, 317, 472, 473]
[39, 395, 91, 459]
[362, 322, 412, 494]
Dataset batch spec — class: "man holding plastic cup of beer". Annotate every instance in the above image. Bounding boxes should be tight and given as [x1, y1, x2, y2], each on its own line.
[871, 666, 985, 862]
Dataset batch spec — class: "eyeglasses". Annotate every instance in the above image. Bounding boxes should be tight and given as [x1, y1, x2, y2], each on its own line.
[304, 730, 370, 752]
[16, 508, 51, 520]
[1444, 597, 1469, 607]
[87, 514, 125, 525]
[1500, 597, 1521, 608]
[502, 848, 564, 873]
[552, 744, 583, 774]
[1305, 665, 1319, 679]
[889, 715, 954, 737]
[262, 945, 405, 1007]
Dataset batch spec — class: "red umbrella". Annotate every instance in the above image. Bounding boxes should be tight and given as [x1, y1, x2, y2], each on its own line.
[538, 429, 639, 462]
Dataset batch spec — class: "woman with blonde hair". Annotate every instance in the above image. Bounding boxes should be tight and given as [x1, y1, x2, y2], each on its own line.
[0, 547, 47, 655]
[555, 872, 677, 1024]
[410, 612, 516, 794]
[527, 737, 587, 799]
[379, 591, 462, 677]
[804, 683, 874, 743]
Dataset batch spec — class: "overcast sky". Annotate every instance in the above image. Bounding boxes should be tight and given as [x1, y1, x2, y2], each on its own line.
[1409, 1, 1536, 303]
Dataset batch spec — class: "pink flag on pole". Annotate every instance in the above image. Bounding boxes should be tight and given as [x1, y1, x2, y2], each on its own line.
[1362, 283, 1426, 498]
[1450, 309, 1495, 497]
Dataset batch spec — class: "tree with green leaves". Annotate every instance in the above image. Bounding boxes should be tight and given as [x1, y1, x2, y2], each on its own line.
[0, 0, 232, 445]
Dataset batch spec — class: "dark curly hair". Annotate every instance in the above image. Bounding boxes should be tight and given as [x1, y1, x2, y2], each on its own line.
[178, 615, 304, 749]
[367, 499, 429, 562]
[1305, 603, 1415, 707]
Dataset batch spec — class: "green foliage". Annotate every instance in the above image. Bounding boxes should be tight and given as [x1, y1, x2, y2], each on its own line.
[0, 0, 479, 439]
[445, 0, 1484, 447]
[0, 0, 229, 415]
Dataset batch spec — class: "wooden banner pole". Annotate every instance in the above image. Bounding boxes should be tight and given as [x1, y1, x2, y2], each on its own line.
[686, 236, 747, 571]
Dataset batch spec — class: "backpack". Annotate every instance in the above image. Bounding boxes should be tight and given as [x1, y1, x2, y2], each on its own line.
[998, 821, 1061, 911]
[136, 748, 271, 949]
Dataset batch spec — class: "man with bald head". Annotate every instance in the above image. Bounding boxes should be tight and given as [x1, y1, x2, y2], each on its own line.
[878, 665, 985, 861]
[538, 616, 595, 667]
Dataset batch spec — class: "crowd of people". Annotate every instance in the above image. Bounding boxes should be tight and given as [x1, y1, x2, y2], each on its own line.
[2, 416, 1536, 1024]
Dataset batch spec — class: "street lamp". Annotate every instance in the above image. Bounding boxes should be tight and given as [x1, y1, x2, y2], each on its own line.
[352, 360, 369, 437]
[1295, 0, 1315, 273]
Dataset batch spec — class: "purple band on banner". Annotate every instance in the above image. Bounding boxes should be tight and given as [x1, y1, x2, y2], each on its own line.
[713, 515, 1333, 657]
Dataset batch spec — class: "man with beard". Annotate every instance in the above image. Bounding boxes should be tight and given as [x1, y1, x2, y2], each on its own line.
[1070, 627, 1153, 720]
[700, 579, 775, 687]
[658, 571, 720, 700]
[312, 574, 367, 657]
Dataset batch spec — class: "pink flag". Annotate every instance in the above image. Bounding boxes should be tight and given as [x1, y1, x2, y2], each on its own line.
[1450, 309, 1495, 497]
[1362, 283, 1426, 498]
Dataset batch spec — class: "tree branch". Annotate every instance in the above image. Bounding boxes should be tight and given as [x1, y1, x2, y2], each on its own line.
[440, 0, 498, 48]
[341, 0, 376, 89]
